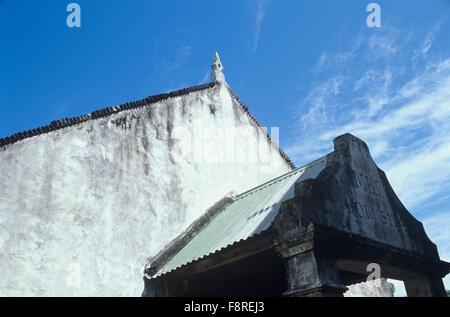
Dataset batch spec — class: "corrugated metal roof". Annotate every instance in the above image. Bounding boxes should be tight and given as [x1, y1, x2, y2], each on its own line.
[152, 157, 327, 278]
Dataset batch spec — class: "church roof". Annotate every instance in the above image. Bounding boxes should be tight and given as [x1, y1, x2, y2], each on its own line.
[145, 156, 327, 279]
[0, 81, 294, 168]
[0, 82, 214, 147]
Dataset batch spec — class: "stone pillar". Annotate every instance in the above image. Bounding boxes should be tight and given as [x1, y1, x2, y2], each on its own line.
[404, 276, 447, 297]
[277, 240, 348, 297]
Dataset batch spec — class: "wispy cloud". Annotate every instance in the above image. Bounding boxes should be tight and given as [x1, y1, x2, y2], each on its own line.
[200, 71, 210, 84]
[252, 0, 271, 52]
[166, 44, 193, 72]
[153, 27, 195, 74]
[287, 23, 450, 208]
[414, 20, 444, 60]
[316, 36, 364, 70]
[285, 22, 450, 291]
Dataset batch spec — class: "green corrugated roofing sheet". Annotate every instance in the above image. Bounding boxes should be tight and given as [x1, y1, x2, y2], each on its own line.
[154, 157, 327, 277]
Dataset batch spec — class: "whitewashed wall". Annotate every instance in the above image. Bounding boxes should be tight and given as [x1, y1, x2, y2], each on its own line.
[0, 83, 292, 296]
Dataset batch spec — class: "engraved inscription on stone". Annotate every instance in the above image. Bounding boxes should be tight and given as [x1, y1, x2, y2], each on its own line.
[337, 167, 400, 228]
[352, 169, 385, 199]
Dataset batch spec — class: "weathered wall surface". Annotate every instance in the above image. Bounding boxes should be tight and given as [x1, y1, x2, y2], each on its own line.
[0, 83, 292, 296]
[345, 279, 395, 297]
[272, 134, 446, 297]
[288, 133, 439, 257]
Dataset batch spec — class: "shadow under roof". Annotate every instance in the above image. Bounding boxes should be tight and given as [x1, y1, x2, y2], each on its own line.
[148, 156, 327, 278]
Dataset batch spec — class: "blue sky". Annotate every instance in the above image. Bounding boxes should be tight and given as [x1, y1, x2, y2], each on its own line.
[1, 1, 450, 295]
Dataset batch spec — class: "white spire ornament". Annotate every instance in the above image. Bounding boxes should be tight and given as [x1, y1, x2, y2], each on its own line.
[211, 52, 226, 83]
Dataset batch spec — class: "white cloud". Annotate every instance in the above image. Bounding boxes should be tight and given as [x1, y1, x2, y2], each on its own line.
[367, 31, 400, 58]
[253, 0, 271, 52]
[200, 71, 210, 84]
[167, 44, 193, 72]
[287, 24, 450, 207]
[307, 60, 450, 210]
[153, 27, 196, 74]
[316, 36, 364, 71]
[414, 21, 443, 59]
[286, 23, 450, 295]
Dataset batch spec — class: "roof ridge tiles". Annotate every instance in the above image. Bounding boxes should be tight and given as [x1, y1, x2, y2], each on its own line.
[224, 85, 295, 169]
[0, 82, 217, 149]
[0, 81, 296, 170]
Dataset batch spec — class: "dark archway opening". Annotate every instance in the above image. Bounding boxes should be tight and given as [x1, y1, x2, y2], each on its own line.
[179, 248, 287, 297]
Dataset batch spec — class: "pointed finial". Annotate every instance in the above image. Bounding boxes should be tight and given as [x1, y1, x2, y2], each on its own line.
[211, 51, 226, 83]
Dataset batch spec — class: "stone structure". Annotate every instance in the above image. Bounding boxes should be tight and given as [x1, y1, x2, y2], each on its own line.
[346, 279, 395, 297]
[1, 52, 447, 297]
[143, 134, 449, 297]
[211, 52, 226, 83]
[0, 53, 293, 296]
